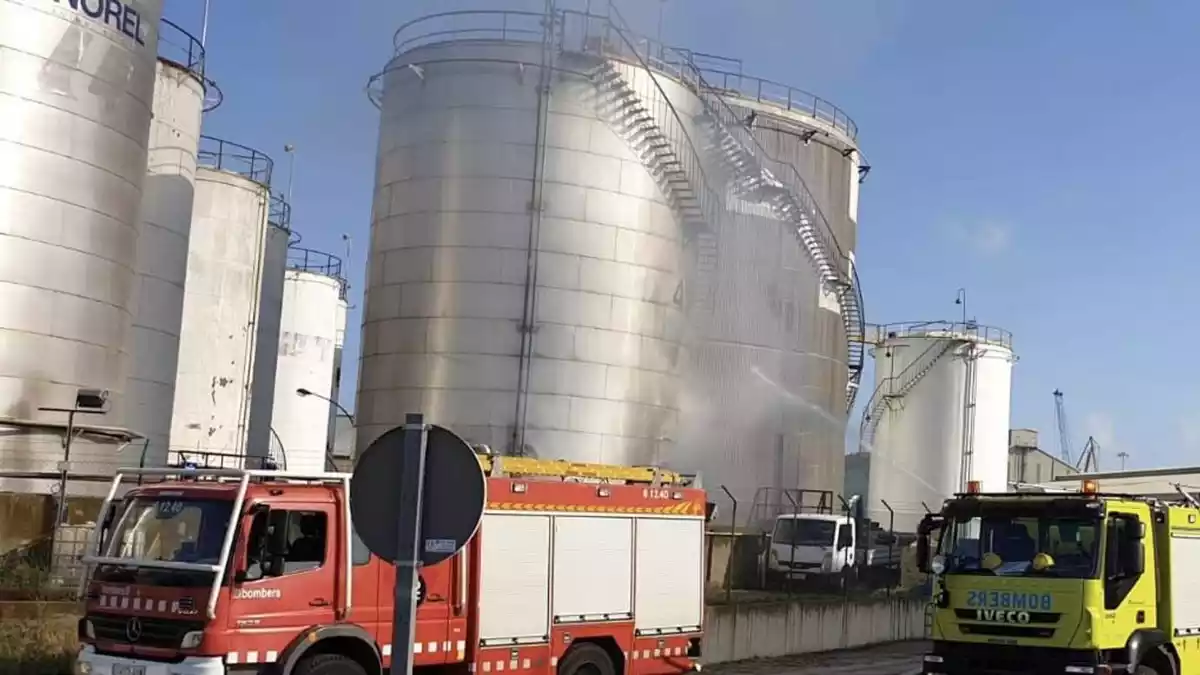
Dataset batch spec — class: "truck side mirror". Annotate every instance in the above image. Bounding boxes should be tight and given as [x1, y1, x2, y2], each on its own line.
[265, 509, 290, 559]
[916, 535, 931, 573]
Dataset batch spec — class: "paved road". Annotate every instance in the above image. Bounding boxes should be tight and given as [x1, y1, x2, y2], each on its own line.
[708, 640, 926, 675]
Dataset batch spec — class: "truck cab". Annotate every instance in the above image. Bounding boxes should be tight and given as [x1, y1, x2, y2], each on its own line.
[73, 458, 710, 675]
[916, 480, 1176, 675]
[763, 513, 856, 587]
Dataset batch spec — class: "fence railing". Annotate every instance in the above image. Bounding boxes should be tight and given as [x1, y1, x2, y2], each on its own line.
[872, 321, 1013, 349]
[287, 246, 344, 278]
[198, 135, 274, 186]
[693, 67, 858, 140]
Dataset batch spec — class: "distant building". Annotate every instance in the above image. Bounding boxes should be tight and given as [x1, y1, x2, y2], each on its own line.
[1007, 428, 1079, 486]
[330, 413, 355, 472]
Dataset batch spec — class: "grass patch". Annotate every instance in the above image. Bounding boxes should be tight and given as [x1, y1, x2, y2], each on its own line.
[0, 606, 78, 675]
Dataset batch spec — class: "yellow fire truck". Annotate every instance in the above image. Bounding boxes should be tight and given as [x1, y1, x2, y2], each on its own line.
[917, 479, 1200, 675]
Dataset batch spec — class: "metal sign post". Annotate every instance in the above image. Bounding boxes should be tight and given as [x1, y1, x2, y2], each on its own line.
[350, 414, 487, 675]
[391, 413, 427, 675]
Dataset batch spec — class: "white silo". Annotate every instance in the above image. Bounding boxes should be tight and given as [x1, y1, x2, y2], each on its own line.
[0, 0, 164, 495]
[270, 248, 345, 474]
[860, 322, 1015, 532]
[169, 139, 275, 464]
[124, 20, 209, 470]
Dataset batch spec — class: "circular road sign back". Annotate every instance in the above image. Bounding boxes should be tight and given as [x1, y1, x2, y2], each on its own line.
[350, 423, 487, 566]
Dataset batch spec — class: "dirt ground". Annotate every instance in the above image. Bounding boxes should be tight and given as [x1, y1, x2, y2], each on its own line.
[707, 640, 927, 675]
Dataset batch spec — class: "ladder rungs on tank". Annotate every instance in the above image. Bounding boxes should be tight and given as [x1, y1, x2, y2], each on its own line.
[477, 454, 689, 486]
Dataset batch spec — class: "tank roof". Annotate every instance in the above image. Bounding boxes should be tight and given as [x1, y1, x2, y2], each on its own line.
[870, 320, 1013, 350]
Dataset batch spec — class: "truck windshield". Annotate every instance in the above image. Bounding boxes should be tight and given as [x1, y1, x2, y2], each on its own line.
[773, 518, 836, 546]
[93, 496, 233, 585]
[937, 513, 1100, 579]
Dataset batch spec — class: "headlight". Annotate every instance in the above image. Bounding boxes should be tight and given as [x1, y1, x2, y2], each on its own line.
[180, 631, 204, 649]
[74, 657, 93, 675]
[84, 620, 95, 640]
[931, 555, 946, 575]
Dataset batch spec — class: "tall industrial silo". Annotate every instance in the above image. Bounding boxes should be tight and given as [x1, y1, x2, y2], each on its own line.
[860, 322, 1015, 532]
[124, 19, 211, 470]
[672, 62, 866, 516]
[0, 0, 164, 495]
[359, 9, 864, 502]
[270, 248, 345, 474]
[169, 139, 275, 464]
[244, 198, 291, 467]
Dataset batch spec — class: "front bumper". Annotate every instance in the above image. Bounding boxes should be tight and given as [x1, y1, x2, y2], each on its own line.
[924, 642, 1107, 675]
[75, 645, 226, 675]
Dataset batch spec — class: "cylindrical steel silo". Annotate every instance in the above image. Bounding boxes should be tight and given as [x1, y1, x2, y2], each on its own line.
[360, 9, 864, 506]
[861, 322, 1015, 532]
[169, 139, 274, 464]
[359, 12, 691, 464]
[271, 248, 344, 474]
[0, 0, 164, 495]
[124, 19, 208, 470]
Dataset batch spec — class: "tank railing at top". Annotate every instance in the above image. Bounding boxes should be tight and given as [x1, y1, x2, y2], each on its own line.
[158, 18, 205, 80]
[197, 135, 274, 186]
[694, 68, 858, 140]
[874, 321, 1013, 349]
[268, 191, 291, 230]
[287, 246, 344, 280]
[157, 19, 223, 113]
[380, 9, 722, 250]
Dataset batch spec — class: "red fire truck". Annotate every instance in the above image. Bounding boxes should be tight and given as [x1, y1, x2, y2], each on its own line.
[72, 454, 710, 675]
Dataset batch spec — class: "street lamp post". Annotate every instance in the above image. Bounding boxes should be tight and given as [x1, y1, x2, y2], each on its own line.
[955, 288, 967, 324]
[39, 388, 110, 568]
[296, 388, 354, 471]
[284, 144, 296, 206]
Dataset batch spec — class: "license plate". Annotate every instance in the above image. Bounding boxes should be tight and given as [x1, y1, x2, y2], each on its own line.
[114, 664, 145, 675]
[789, 572, 808, 580]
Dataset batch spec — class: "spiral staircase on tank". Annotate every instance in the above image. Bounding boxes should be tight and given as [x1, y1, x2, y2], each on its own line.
[857, 338, 961, 454]
[580, 56, 722, 312]
[575, 8, 866, 411]
[679, 74, 866, 411]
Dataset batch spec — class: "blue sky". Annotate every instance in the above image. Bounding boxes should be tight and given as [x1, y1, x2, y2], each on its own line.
[170, 0, 1200, 470]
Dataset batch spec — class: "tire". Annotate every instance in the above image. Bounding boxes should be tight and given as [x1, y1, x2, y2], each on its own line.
[557, 643, 616, 675]
[293, 653, 369, 675]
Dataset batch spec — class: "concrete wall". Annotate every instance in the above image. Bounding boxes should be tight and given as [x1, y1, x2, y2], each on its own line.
[703, 597, 927, 664]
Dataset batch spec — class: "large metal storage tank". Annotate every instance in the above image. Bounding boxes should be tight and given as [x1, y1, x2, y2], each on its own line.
[359, 9, 863, 504]
[860, 322, 1015, 532]
[270, 248, 344, 474]
[124, 20, 209, 469]
[0, 0, 164, 494]
[358, 11, 691, 464]
[169, 139, 275, 463]
[673, 67, 865, 515]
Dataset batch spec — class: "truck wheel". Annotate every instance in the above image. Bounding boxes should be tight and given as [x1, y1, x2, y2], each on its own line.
[558, 643, 615, 675]
[294, 653, 368, 675]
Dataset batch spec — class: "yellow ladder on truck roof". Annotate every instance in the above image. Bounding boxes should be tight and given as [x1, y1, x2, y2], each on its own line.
[476, 453, 688, 485]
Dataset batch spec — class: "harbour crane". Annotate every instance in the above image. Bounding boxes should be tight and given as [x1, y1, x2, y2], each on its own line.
[1053, 389, 1101, 472]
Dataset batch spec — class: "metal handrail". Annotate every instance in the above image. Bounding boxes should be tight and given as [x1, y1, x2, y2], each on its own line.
[561, 10, 721, 242]
[287, 246, 344, 280]
[858, 338, 958, 453]
[158, 18, 205, 80]
[693, 68, 857, 140]
[874, 321, 1013, 349]
[197, 135, 274, 186]
[269, 192, 291, 230]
